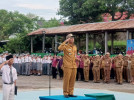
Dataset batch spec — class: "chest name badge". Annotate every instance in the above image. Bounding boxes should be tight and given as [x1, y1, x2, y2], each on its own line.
[69, 53, 72, 55]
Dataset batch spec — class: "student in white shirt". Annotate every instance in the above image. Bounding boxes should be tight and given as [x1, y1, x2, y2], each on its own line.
[0, 55, 17, 100]
[0, 54, 3, 64]
[42, 56, 47, 75]
[21, 54, 26, 75]
[13, 55, 19, 74]
[47, 55, 52, 75]
[25, 54, 31, 76]
[37, 55, 42, 76]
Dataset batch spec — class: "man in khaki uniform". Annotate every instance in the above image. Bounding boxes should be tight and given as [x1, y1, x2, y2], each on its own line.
[100, 56, 105, 82]
[131, 54, 134, 84]
[123, 55, 129, 82]
[83, 54, 90, 82]
[115, 54, 123, 84]
[104, 52, 111, 83]
[92, 55, 100, 83]
[58, 33, 77, 98]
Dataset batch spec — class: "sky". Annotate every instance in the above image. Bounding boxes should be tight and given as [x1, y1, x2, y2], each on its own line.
[0, 0, 60, 20]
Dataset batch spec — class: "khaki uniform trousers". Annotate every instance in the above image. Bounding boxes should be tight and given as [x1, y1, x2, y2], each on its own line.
[116, 67, 123, 84]
[83, 66, 89, 81]
[123, 66, 129, 82]
[100, 68, 104, 81]
[92, 66, 100, 82]
[131, 68, 134, 77]
[104, 67, 111, 82]
[63, 67, 77, 95]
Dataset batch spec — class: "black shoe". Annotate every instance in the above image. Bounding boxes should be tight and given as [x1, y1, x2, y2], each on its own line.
[68, 95, 77, 97]
[64, 95, 69, 98]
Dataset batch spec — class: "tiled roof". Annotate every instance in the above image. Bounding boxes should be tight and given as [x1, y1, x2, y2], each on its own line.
[28, 19, 134, 36]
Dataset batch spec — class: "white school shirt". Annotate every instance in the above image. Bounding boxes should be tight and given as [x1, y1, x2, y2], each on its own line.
[33, 58, 37, 63]
[0, 57, 3, 63]
[47, 57, 52, 64]
[21, 57, 25, 63]
[42, 58, 47, 64]
[18, 58, 22, 64]
[14, 57, 18, 63]
[25, 56, 31, 62]
[1, 65, 17, 84]
[2, 57, 6, 63]
[37, 58, 42, 63]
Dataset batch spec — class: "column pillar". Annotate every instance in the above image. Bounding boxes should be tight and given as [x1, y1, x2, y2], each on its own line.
[55, 35, 58, 53]
[86, 33, 89, 54]
[31, 36, 33, 53]
[105, 31, 108, 54]
[111, 33, 114, 54]
[42, 32, 45, 53]
[93, 34, 96, 49]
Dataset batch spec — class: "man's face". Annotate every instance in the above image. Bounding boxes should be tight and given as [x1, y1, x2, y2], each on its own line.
[106, 54, 109, 58]
[69, 37, 74, 43]
[8, 58, 14, 65]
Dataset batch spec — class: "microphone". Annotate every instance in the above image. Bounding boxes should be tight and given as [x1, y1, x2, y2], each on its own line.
[55, 42, 61, 44]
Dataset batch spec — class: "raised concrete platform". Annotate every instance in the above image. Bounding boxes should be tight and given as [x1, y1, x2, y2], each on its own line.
[39, 95, 96, 100]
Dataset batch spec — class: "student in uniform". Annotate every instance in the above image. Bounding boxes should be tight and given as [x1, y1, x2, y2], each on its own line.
[47, 55, 52, 75]
[21, 54, 26, 75]
[0, 54, 3, 64]
[33, 55, 37, 75]
[13, 55, 19, 75]
[0, 54, 3, 75]
[37, 55, 42, 76]
[57, 56, 63, 79]
[17, 55, 22, 75]
[79, 55, 84, 81]
[52, 55, 58, 79]
[25, 53, 31, 76]
[0, 55, 17, 100]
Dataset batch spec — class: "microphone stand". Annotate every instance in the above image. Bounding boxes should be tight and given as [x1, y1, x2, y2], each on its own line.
[49, 63, 52, 96]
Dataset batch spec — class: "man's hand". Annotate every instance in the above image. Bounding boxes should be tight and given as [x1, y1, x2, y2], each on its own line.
[64, 38, 70, 43]
[0, 60, 9, 70]
[5, 60, 9, 64]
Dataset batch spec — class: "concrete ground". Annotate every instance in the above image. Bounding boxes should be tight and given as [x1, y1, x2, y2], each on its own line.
[0, 75, 134, 93]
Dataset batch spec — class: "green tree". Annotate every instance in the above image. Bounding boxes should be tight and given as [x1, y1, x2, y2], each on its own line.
[0, 10, 39, 41]
[58, 0, 134, 24]
[0, 9, 41, 53]
[99, 0, 134, 21]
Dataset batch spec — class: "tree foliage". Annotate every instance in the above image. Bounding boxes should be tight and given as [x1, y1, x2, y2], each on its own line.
[0, 10, 39, 41]
[0, 9, 40, 53]
[58, 0, 134, 24]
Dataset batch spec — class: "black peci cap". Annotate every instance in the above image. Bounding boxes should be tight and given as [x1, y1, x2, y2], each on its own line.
[6, 55, 13, 60]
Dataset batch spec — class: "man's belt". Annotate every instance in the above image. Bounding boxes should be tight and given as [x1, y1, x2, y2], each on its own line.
[4, 82, 13, 85]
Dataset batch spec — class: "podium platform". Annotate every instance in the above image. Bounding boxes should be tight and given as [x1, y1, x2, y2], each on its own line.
[85, 93, 115, 100]
[39, 95, 96, 100]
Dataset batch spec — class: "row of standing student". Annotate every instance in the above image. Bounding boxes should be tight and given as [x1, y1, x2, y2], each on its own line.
[1, 52, 134, 85]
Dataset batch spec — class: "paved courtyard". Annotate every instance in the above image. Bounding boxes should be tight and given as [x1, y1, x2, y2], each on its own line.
[0, 75, 134, 93]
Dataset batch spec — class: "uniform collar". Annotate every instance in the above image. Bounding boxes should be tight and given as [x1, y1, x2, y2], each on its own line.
[67, 43, 74, 47]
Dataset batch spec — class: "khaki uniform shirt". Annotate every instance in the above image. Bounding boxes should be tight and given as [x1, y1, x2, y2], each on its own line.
[93, 59, 100, 67]
[58, 41, 77, 68]
[116, 59, 123, 68]
[84, 58, 90, 67]
[131, 58, 134, 68]
[123, 57, 128, 67]
[105, 58, 111, 67]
